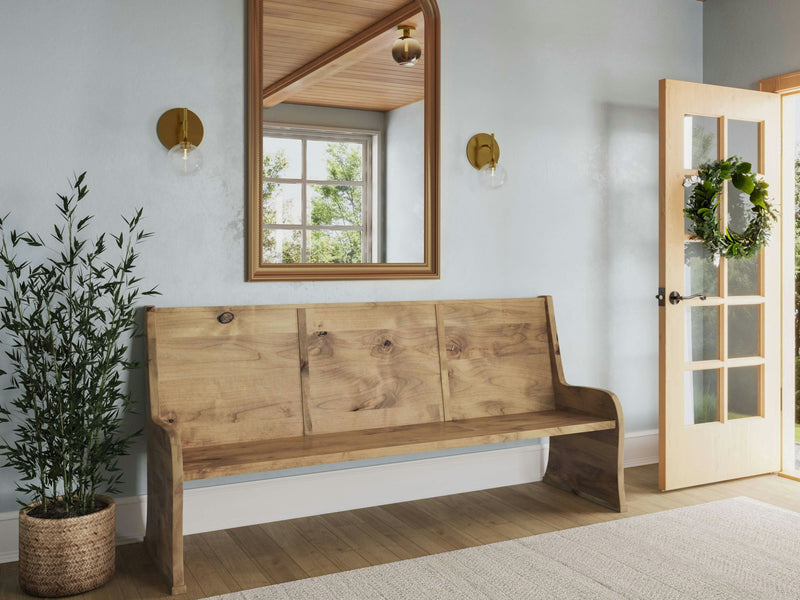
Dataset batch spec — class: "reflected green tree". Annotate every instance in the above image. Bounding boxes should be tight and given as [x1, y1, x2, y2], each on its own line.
[309, 143, 363, 263]
[262, 150, 300, 263]
[261, 142, 364, 264]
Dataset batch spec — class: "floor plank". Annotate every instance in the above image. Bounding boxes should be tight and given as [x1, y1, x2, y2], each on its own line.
[1, 464, 799, 598]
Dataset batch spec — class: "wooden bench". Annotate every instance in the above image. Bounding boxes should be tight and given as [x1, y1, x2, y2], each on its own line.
[144, 297, 626, 594]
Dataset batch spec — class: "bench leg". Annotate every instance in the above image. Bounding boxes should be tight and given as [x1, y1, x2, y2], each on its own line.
[543, 428, 626, 512]
[145, 424, 186, 595]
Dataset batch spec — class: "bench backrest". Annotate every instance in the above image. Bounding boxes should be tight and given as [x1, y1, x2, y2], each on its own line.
[146, 298, 558, 448]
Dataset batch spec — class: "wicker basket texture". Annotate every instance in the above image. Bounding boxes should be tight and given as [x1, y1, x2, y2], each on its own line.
[18, 495, 115, 597]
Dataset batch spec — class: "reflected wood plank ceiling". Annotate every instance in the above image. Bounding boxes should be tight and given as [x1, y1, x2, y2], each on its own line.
[263, 0, 425, 112]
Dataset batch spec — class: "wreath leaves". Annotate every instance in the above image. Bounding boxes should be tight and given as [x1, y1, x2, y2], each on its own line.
[684, 156, 777, 259]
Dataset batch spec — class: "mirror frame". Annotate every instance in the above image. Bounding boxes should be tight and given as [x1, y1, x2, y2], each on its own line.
[247, 0, 440, 281]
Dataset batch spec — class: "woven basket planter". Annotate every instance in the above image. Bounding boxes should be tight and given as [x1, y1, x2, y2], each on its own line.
[18, 496, 115, 597]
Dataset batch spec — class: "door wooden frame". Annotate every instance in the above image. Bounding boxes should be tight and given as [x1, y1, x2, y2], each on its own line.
[659, 79, 782, 491]
[759, 71, 799, 478]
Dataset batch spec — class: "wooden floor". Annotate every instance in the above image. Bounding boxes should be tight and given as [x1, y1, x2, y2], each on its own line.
[2, 464, 799, 599]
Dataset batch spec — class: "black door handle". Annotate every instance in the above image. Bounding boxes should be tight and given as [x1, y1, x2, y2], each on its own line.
[669, 291, 707, 305]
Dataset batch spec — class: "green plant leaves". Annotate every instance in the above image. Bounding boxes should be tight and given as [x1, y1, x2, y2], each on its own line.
[0, 173, 157, 517]
[732, 172, 755, 194]
[686, 156, 775, 260]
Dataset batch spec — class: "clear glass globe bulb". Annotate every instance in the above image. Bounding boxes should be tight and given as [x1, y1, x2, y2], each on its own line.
[167, 142, 202, 175]
[478, 162, 507, 189]
[392, 36, 422, 66]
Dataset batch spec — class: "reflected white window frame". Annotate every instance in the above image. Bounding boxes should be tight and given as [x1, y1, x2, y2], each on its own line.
[262, 123, 379, 264]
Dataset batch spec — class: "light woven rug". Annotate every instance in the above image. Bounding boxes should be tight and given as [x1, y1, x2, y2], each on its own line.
[204, 497, 800, 600]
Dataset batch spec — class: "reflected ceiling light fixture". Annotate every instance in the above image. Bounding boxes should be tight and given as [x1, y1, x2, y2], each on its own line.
[466, 133, 507, 190]
[157, 107, 204, 175]
[392, 25, 422, 67]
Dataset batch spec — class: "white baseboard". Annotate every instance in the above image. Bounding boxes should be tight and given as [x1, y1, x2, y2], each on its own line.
[0, 429, 658, 564]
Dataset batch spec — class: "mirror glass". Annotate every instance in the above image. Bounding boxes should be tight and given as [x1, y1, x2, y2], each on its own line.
[248, 0, 439, 280]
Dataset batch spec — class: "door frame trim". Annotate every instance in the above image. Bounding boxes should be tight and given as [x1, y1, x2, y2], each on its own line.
[759, 71, 799, 475]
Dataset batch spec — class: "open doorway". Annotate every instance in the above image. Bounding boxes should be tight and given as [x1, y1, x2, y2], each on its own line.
[791, 94, 800, 472]
[760, 71, 800, 478]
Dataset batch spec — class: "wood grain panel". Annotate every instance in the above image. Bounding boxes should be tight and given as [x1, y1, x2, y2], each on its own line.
[182, 410, 616, 480]
[150, 306, 304, 448]
[144, 421, 185, 595]
[304, 303, 442, 434]
[439, 299, 555, 420]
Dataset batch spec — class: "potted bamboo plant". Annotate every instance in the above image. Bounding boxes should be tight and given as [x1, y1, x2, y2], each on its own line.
[0, 173, 156, 597]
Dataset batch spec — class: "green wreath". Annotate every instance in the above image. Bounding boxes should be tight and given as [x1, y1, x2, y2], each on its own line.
[684, 156, 776, 259]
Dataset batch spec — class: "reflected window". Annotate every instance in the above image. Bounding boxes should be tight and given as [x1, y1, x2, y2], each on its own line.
[262, 126, 376, 264]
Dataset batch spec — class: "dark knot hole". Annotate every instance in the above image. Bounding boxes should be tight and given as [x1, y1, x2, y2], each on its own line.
[217, 312, 234, 324]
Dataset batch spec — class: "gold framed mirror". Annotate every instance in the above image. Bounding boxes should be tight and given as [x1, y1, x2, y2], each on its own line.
[247, 0, 440, 281]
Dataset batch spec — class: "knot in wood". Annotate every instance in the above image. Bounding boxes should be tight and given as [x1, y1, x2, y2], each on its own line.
[447, 338, 463, 356]
[217, 311, 234, 324]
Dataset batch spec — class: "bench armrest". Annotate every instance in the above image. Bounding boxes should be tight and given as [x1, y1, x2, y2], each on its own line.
[553, 384, 624, 426]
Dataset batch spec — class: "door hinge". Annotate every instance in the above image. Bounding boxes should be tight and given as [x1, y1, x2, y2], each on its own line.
[656, 287, 665, 306]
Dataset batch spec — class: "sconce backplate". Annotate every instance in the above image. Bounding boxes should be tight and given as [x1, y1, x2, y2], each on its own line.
[466, 133, 500, 170]
[157, 108, 204, 149]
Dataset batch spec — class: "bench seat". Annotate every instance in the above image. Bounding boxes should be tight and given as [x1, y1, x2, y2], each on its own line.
[145, 297, 626, 595]
[182, 410, 617, 480]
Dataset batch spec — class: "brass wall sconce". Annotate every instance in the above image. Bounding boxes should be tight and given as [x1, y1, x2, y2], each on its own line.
[392, 25, 422, 67]
[466, 133, 507, 189]
[157, 107, 204, 175]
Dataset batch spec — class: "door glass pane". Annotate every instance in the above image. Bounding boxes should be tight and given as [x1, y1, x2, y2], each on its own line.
[263, 136, 302, 179]
[262, 183, 302, 225]
[262, 228, 302, 264]
[685, 185, 698, 235]
[728, 120, 759, 173]
[726, 180, 753, 233]
[728, 366, 760, 419]
[728, 253, 760, 296]
[685, 306, 718, 362]
[729, 305, 760, 358]
[684, 370, 719, 425]
[307, 140, 363, 181]
[685, 241, 718, 297]
[684, 115, 718, 169]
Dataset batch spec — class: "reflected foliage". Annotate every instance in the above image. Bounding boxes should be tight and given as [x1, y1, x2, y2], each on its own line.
[262, 142, 363, 264]
[262, 150, 301, 263]
[309, 143, 363, 263]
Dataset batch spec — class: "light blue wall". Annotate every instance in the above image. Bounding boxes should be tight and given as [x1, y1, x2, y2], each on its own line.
[0, 0, 703, 512]
[704, 0, 800, 89]
[385, 100, 425, 262]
